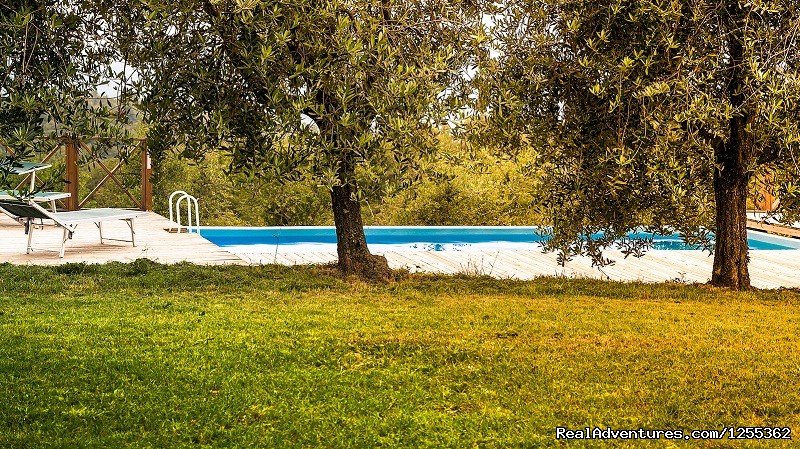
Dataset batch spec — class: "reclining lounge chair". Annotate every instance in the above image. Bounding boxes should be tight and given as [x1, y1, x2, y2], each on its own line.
[1, 161, 70, 211]
[0, 199, 147, 257]
[0, 190, 71, 212]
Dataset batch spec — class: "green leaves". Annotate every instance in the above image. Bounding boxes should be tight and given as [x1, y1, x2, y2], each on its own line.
[119, 0, 478, 192]
[1, 1, 133, 178]
[477, 0, 800, 266]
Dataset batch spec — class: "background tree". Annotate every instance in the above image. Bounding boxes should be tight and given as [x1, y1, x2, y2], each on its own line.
[1, 0, 130, 186]
[110, 0, 477, 280]
[477, 0, 800, 289]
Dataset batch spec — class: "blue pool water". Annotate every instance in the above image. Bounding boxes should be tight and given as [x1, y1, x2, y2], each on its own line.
[200, 226, 800, 252]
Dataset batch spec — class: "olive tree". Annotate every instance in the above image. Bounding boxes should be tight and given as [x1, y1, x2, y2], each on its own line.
[110, 0, 477, 279]
[477, 0, 800, 289]
[1, 1, 131, 183]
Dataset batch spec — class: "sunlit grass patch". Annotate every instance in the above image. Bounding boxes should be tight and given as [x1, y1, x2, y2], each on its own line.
[0, 262, 798, 448]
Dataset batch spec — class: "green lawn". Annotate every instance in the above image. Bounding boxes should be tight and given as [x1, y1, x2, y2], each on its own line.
[1, 261, 799, 448]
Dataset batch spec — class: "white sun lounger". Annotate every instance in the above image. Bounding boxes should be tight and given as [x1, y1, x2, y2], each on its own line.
[0, 199, 147, 257]
[0, 190, 70, 211]
[1, 161, 70, 211]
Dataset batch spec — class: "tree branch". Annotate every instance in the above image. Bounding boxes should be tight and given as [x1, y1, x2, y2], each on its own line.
[200, 0, 274, 106]
[757, 141, 782, 165]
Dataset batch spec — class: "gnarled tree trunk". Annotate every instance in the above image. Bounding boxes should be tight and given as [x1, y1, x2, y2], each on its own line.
[711, 25, 752, 290]
[711, 156, 751, 289]
[330, 160, 391, 281]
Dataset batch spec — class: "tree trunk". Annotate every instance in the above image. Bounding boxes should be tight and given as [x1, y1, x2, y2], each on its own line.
[330, 174, 391, 281]
[710, 24, 752, 290]
[711, 161, 751, 289]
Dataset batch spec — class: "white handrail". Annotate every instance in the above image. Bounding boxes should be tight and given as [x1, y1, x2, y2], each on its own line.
[168, 190, 188, 227]
[168, 190, 200, 233]
[177, 194, 201, 234]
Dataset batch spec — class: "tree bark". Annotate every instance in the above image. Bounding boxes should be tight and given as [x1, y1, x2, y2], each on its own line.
[711, 157, 751, 289]
[330, 178, 391, 280]
[328, 150, 390, 280]
[711, 19, 751, 290]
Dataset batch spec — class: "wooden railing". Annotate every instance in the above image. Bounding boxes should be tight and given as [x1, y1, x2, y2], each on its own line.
[754, 168, 777, 212]
[8, 137, 152, 211]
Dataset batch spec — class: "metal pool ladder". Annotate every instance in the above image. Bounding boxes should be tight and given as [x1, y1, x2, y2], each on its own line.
[169, 190, 201, 234]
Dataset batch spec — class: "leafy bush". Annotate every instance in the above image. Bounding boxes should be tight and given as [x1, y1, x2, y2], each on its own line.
[153, 152, 332, 226]
[150, 135, 544, 226]
[371, 137, 542, 225]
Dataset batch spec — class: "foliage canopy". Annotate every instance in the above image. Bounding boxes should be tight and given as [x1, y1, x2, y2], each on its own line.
[1, 1, 134, 190]
[477, 0, 800, 288]
[108, 0, 479, 278]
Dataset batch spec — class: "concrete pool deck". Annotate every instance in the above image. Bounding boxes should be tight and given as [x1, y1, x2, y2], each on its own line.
[0, 212, 246, 266]
[1, 213, 799, 288]
[239, 246, 800, 289]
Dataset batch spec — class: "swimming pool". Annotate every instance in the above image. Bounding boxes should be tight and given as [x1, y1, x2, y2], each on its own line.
[200, 226, 800, 252]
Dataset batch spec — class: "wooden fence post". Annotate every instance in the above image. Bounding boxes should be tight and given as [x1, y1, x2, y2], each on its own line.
[755, 172, 777, 212]
[141, 145, 153, 211]
[66, 139, 80, 211]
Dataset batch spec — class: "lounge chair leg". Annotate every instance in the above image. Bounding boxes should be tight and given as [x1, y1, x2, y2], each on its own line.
[129, 218, 137, 247]
[26, 220, 33, 254]
[60, 228, 69, 258]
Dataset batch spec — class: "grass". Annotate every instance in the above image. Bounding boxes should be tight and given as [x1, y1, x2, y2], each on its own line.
[1, 261, 799, 448]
